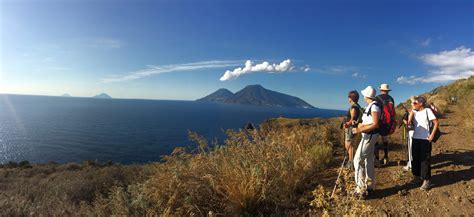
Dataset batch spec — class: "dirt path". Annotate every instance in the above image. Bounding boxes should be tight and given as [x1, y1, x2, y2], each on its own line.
[319, 104, 474, 215]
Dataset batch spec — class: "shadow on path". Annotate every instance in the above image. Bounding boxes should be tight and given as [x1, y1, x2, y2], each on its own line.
[369, 150, 474, 199]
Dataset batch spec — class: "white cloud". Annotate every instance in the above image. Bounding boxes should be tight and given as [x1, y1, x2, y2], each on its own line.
[351, 72, 367, 79]
[220, 59, 308, 81]
[101, 60, 241, 83]
[300, 65, 311, 72]
[397, 46, 474, 84]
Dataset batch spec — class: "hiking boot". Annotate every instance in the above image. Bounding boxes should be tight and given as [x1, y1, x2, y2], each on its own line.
[409, 176, 422, 186]
[420, 180, 431, 191]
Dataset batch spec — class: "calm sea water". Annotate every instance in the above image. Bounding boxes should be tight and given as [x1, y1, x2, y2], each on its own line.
[0, 94, 343, 164]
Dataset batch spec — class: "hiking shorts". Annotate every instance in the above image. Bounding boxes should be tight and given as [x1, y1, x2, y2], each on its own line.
[344, 127, 355, 142]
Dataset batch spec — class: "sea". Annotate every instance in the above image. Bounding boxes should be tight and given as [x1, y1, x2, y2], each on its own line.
[0, 94, 344, 164]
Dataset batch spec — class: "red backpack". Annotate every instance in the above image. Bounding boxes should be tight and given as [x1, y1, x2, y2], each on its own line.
[376, 96, 396, 136]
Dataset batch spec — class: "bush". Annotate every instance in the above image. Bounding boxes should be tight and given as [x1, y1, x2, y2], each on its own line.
[141, 122, 336, 215]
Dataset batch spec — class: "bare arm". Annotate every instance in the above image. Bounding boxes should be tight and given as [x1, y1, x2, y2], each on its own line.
[407, 110, 414, 126]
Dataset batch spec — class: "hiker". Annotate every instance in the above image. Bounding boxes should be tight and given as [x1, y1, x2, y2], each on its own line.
[402, 96, 416, 171]
[351, 86, 381, 199]
[407, 96, 439, 191]
[375, 83, 396, 166]
[343, 90, 362, 170]
[429, 103, 440, 118]
[450, 96, 457, 105]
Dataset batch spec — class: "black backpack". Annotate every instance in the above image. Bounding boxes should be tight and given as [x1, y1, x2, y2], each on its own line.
[427, 109, 441, 143]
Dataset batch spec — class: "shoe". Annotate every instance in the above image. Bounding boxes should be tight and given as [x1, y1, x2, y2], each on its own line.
[353, 190, 368, 200]
[420, 180, 431, 191]
[383, 157, 389, 165]
[403, 165, 411, 171]
[409, 176, 422, 186]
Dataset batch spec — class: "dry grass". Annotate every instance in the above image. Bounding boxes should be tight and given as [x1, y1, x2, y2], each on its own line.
[0, 161, 153, 216]
[141, 122, 336, 216]
[309, 168, 374, 216]
[0, 120, 338, 216]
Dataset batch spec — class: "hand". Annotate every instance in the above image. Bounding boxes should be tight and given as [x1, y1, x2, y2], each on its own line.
[427, 135, 434, 142]
[352, 127, 359, 134]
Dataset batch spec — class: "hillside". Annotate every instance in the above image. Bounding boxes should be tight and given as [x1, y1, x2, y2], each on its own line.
[198, 84, 315, 108]
[196, 88, 233, 103]
[1, 77, 472, 216]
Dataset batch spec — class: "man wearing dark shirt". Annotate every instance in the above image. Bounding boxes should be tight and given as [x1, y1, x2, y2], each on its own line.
[375, 84, 395, 165]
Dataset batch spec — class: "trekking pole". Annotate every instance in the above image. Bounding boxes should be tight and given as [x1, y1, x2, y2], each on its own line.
[331, 154, 346, 198]
[331, 138, 347, 198]
[403, 124, 407, 157]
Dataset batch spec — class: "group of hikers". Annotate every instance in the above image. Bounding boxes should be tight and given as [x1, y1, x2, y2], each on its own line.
[342, 84, 440, 199]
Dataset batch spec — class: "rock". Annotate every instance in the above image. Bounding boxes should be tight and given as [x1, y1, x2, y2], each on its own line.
[398, 189, 409, 196]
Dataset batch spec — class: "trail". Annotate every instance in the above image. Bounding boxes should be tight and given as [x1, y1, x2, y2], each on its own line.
[319, 104, 474, 215]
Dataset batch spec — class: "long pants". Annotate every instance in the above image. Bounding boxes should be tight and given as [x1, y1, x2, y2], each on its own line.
[353, 133, 379, 191]
[407, 131, 414, 168]
[411, 138, 432, 180]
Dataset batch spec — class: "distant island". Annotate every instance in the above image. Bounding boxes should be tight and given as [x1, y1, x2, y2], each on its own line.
[197, 84, 315, 108]
[93, 93, 112, 99]
[61, 93, 71, 97]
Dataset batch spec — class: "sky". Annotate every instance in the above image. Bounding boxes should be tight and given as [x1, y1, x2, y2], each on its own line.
[1, 0, 473, 109]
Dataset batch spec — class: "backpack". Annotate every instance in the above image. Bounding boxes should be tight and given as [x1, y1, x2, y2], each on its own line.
[354, 103, 364, 125]
[366, 99, 396, 136]
[375, 96, 397, 136]
[427, 109, 441, 143]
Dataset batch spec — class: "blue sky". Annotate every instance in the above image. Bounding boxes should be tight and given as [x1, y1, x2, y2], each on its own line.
[1, 0, 473, 109]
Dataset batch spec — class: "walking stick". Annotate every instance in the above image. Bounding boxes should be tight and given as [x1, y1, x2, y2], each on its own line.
[331, 130, 348, 198]
[331, 153, 347, 198]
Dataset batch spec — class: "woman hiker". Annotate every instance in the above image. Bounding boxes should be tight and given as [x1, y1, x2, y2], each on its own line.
[343, 90, 362, 170]
[407, 96, 439, 190]
[351, 86, 381, 199]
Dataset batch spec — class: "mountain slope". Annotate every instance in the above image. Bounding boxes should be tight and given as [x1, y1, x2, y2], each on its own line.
[196, 88, 233, 103]
[93, 93, 112, 99]
[224, 85, 315, 108]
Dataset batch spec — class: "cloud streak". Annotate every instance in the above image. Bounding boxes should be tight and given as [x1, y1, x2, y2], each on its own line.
[397, 46, 474, 84]
[219, 59, 309, 81]
[101, 60, 242, 83]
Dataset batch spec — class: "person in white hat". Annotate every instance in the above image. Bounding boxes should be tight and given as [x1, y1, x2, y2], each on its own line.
[351, 86, 381, 199]
[375, 83, 396, 166]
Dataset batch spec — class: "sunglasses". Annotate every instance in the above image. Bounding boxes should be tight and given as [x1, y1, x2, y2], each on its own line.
[412, 102, 419, 105]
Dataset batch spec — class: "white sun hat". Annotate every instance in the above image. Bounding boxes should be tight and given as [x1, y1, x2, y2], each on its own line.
[379, 83, 391, 91]
[361, 86, 376, 99]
